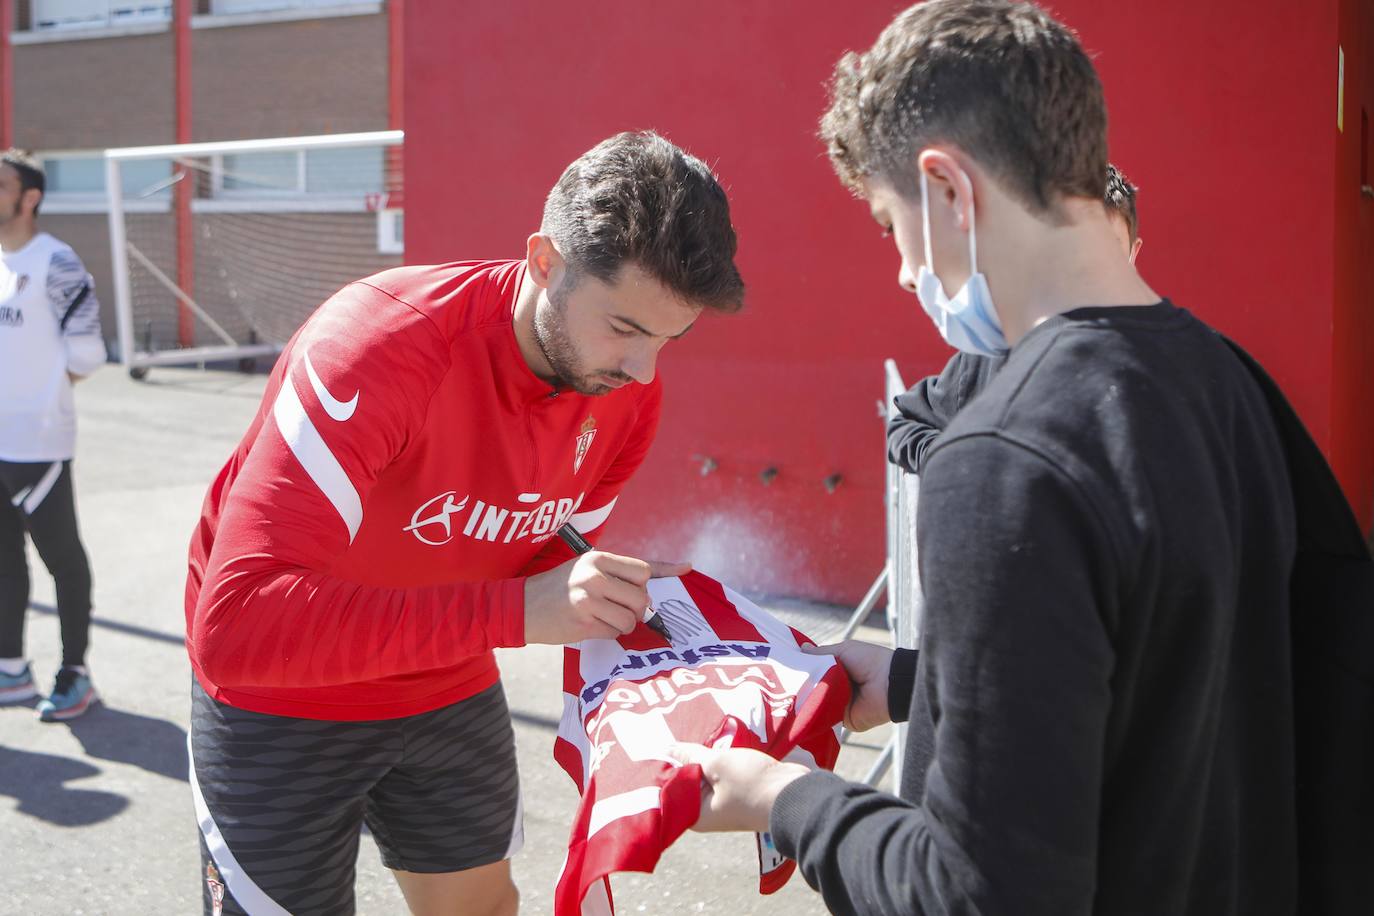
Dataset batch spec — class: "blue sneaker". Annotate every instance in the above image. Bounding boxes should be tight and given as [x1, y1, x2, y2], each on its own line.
[0, 662, 37, 703]
[37, 667, 98, 722]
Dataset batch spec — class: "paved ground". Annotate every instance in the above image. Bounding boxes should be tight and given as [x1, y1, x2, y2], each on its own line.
[0, 366, 895, 915]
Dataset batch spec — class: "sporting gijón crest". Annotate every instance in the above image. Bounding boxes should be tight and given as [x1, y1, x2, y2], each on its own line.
[574, 416, 597, 474]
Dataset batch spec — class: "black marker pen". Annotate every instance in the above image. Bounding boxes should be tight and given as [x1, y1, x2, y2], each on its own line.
[555, 523, 674, 642]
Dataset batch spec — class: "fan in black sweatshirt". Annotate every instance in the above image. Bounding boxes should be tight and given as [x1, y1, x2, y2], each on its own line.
[886, 351, 1004, 475]
[769, 301, 1298, 915]
[667, 4, 1305, 910]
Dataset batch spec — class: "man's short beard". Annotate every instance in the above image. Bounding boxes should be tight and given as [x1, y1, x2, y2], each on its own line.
[531, 304, 575, 390]
[532, 273, 608, 395]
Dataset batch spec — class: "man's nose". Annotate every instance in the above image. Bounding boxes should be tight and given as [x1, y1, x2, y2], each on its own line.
[620, 344, 658, 385]
[898, 260, 918, 293]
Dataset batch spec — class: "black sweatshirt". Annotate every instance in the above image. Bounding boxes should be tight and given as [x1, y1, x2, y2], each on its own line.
[886, 351, 1004, 474]
[771, 302, 1299, 915]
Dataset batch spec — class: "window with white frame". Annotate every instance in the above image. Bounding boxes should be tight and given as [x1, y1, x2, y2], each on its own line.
[377, 208, 402, 255]
[213, 146, 386, 201]
[33, 0, 170, 31]
[40, 152, 173, 212]
[210, 0, 366, 14]
[203, 145, 399, 254]
[31, 0, 365, 32]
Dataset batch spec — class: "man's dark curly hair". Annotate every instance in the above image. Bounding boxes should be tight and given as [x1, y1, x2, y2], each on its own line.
[542, 132, 745, 313]
[2, 149, 45, 216]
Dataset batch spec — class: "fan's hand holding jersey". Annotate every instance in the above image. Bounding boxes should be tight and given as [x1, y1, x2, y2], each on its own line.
[554, 572, 850, 916]
[185, 260, 661, 720]
[0, 232, 105, 461]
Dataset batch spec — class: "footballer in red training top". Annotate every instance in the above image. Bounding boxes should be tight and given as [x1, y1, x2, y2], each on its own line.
[184, 131, 745, 916]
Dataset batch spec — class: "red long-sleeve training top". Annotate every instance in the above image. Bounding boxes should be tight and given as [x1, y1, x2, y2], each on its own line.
[185, 260, 661, 720]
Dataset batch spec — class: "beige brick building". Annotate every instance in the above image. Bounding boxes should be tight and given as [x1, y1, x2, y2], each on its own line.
[5, 1, 397, 358]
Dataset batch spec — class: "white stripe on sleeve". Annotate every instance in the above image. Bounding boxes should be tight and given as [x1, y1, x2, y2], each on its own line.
[271, 373, 363, 542]
[569, 497, 617, 533]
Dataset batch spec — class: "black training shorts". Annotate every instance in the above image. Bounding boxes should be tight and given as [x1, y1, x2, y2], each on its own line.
[189, 679, 523, 916]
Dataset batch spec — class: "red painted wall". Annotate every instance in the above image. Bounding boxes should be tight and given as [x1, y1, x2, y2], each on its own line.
[1058, 0, 1372, 532]
[1332, 0, 1374, 529]
[406, 0, 1373, 603]
[1064, 1, 1336, 437]
[405, 0, 921, 603]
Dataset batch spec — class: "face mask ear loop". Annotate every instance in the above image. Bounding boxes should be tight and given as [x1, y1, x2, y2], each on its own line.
[957, 167, 978, 276]
[920, 167, 936, 276]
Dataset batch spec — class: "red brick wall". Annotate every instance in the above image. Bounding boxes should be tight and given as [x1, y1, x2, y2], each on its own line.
[193, 14, 388, 142]
[13, 32, 175, 149]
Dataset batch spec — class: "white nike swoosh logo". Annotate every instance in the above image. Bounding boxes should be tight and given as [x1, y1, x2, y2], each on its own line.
[303, 350, 359, 421]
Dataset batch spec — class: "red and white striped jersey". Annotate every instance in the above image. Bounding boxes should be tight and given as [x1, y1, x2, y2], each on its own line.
[185, 260, 662, 720]
[554, 571, 850, 916]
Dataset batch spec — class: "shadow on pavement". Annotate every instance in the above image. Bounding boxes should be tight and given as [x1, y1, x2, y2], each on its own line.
[509, 708, 560, 732]
[0, 743, 129, 826]
[137, 368, 270, 393]
[29, 601, 185, 648]
[65, 704, 189, 783]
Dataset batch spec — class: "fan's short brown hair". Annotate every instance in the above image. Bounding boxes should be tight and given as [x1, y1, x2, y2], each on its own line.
[820, 0, 1108, 216]
[543, 132, 745, 313]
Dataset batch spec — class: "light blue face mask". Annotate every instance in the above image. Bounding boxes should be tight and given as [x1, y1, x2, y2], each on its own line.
[914, 168, 1009, 357]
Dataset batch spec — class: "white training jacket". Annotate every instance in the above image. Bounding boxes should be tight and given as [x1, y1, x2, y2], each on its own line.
[0, 232, 106, 462]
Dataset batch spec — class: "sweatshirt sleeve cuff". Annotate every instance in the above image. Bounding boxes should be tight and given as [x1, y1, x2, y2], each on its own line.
[769, 769, 852, 861]
[888, 647, 919, 724]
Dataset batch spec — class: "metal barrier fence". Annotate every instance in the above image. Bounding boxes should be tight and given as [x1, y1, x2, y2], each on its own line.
[884, 357, 924, 656]
[884, 360, 923, 788]
[838, 360, 924, 788]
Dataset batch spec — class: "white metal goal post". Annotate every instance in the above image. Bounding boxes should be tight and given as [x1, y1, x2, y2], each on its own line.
[104, 129, 404, 377]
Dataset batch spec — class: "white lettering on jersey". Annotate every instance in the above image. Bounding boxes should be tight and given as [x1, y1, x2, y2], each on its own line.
[475, 505, 509, 541]
[408, 491, 587, 547]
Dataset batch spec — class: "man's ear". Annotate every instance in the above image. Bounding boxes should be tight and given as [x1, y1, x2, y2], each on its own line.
[1129, 236, 1144, 265]
[916, 148, 974, 233]
[21, 187, 42, 218]
[525, 233, 565, 290]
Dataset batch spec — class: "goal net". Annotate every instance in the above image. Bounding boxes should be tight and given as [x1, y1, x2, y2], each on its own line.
[104, 130, 403, 374]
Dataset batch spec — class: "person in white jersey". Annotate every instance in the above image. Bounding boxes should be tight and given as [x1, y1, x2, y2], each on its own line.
[0, 149, 105, 721]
